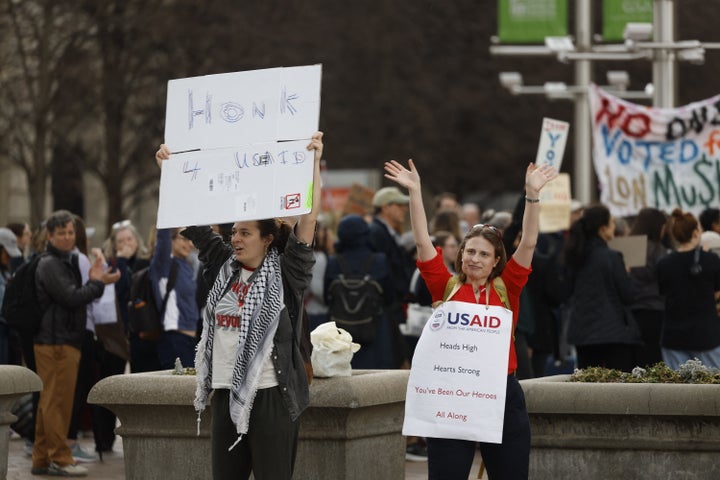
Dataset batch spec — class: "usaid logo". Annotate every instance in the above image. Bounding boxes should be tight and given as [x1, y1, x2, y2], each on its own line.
[429, 309, 445, 331]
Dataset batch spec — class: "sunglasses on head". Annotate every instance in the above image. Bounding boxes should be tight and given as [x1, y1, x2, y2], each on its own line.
[471, 223, 503, 239]
[111, 220, 132, 231]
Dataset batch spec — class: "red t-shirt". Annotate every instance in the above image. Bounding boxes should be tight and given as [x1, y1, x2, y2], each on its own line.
[417, 247, 531, 374]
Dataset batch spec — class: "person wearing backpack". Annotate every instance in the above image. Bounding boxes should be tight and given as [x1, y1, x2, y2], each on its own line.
[30, 210, 120, 477]
[155, 131, 323, 480]
[324, 214, 394, 369]
[385, 159, 558, 480]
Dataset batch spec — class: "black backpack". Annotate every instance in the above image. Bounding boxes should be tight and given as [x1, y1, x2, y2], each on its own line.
[326, 254, 384, 345]
[1, 253, 47, 337]
[127, 262, 178, 340]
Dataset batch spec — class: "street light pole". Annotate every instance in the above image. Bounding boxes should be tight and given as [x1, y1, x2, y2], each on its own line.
[653, 0, 677, 107]
[574, 0, 593, 205]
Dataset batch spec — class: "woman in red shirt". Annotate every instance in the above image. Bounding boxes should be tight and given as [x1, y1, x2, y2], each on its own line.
[384, 159, 557, 480]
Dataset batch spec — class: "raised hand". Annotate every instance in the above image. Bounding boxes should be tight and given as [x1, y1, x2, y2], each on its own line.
[89, 255, 121, 285]
[525, 163, 559, 196]
[306, 131, 324, 164]
[155, 144, 171, 168]
[384, 159, 420, 193]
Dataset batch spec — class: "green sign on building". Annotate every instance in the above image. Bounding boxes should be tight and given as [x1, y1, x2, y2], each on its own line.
[497, 0, 568, 44]
[603, 0, 653, 42]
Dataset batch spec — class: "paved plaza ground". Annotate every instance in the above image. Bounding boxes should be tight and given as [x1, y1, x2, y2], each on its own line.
[6, 432, 486, 479]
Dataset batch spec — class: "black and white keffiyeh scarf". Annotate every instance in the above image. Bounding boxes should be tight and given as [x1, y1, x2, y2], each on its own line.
[194, 247, 283, 446]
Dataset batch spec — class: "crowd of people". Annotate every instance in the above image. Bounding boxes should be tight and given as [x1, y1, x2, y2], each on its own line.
[4, 139, 720, 477]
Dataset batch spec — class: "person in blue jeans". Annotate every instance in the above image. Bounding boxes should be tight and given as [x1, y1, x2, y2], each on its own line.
[151, 227, 199, 369]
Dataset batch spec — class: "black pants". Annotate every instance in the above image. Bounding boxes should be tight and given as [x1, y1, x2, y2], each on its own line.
[576, 343, 638, 372]
[633, 309, 663, 368]
[427, 375, 530, 480]
[157, 330, 196, 370]
[211, 387, 299, 480]
[19, 332, 39, 442]
[129, 334, 161, 373]
[93, 344, 126, 451]
[68, 331, 96, 441]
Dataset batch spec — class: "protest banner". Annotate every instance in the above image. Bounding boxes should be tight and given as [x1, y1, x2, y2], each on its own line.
[535, 117, 570, 171]
[589, 84, 720, 218]
[157, 65, 322, 228]
[403, 301, 512, 444]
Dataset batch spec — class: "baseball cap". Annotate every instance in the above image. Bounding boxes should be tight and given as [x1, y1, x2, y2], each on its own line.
[372, 187, 410, 207]
[0, 227, 22, 258]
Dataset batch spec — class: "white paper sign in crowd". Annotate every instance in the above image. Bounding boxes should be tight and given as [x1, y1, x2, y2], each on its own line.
[157, 65, 322, 228]
[164, 65, 322, 151]
[535, 117, 570, 171]
[156, 141, 315, 228]
[403, 301, 513, 444]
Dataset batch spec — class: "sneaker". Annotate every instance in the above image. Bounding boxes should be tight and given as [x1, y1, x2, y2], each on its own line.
[405, 442, 428, 462]
[24, 440, 34, 457]
[46, 462, 88, 477]
[70, 443, 97, 463]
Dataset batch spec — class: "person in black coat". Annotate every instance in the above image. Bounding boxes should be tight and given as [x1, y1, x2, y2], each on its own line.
[657, 208, 720, 370]
[564, 204, 641, 372]
[325, 214, 395, 369]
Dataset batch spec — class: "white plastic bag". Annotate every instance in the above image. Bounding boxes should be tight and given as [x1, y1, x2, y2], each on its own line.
[400, 303, 434, 337]
[310, 322, 361, 377]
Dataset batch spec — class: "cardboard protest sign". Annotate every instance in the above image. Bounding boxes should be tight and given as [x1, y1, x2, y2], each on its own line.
[164, 65, 321, 151]
[157, 65, 322, 228]
[403, 301, 512, 443]
[535, 117, 570, 171]
[608, 235, 648, 269]
[539, 173, 572, 232]
[157, 141, 314, 228]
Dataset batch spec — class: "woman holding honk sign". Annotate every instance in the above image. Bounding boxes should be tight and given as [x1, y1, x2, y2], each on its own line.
[385, 159, 557, 480]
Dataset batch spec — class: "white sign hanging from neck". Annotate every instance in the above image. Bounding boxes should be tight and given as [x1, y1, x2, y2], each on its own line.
[403, 301, 512, 444]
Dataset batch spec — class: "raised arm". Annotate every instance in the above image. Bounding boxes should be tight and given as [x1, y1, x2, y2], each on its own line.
[384, 159, 436, 262]
[295, 131, 324, 245]
[513, 163, 559, 268]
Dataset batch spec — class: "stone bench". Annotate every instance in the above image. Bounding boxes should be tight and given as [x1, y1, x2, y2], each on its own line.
[88, 369, 410, 480]
[0, 365, 42, 479]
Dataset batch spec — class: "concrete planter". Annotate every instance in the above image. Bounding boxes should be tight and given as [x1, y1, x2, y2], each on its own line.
[88, 371, 211, 480]
[0, 365, 42, 479]
[521, 375, 720, 480]
[295, 370, 409, 480]
[89, 369, 409, 480]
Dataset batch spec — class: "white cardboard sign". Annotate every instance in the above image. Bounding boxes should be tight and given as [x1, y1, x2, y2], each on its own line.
[164, 65, 322, 151]
[157, 65, 321, 228]
[403, 301, 512, 444]
[156, 141, 314, 228]
[535, 117, 570, 171]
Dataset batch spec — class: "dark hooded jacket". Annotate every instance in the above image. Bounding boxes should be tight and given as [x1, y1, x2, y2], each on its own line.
[324, 215, 393, 306]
